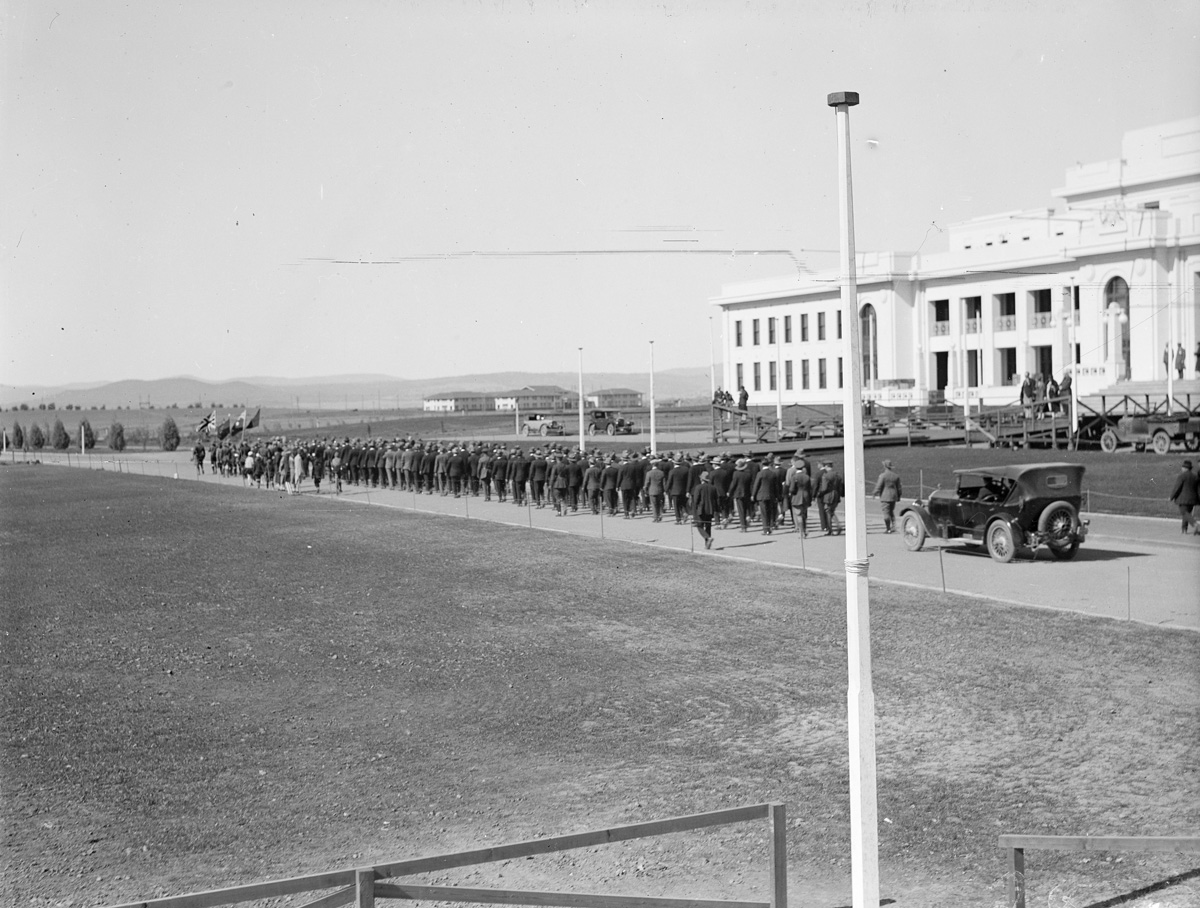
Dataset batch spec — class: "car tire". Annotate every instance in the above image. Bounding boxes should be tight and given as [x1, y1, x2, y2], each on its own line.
[606, 423, 616, 436]
[522, 426, 530, 437]
[1049, 540, 1080, 560]
[1151, 431, 1171, 455]
[986, 521, 1017, 563]
[1100, 429, 1118, 453]
[587, 424, 597, 436]
[1037, 500, 1078, 540]
[540, 425, 549, 437]
[900, 513, 926, 552]
[1186, 434, 1200, 452]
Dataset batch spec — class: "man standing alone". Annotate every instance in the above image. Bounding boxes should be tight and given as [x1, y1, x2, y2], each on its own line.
[1168, 459, 1199, 535]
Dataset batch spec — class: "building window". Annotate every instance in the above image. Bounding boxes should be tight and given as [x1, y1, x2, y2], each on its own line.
[753, 362, 761, 391]
[801, 359, 810, 390]
[753, 319, 760, 345]
[736, 363, 744, 391]
[768, 318, 776, 345]
[1104, 276, 1131, 379]
[998, 347, 1017, 385]
[818, 358, 827, 389]
[837, 357, 843, 389]
[735, 320, 743, 347]
[785, 360, 793, 390]
[817, 312, 826, 341]
[860, 303, 877, 384]
[931, 299, 950, 336]
[800, 313, 809, 342]
[769, 361, 777, 391]
[967, 350, 980, 387]
[1033, 289, 1053, 312]
[784, 315, 792, 343]
[837, 310, 843, 339]
[994, 293, 1016, 331]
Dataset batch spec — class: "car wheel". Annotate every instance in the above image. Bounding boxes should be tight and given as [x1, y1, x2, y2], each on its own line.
[1100, 429, 1118, 453]
[1151, 431, 1172, 455]
[1186, 434, 1200, 452]
[986, 521, 1017, 563]
[606, 423, 616, 436]
[540, 425, 549, 436]
[522, 425, 530, 436]
[1049, 540, 1080, 560]
[900, 513, 926, 552]
[587, 424, 597, 436]
[1037, 500, 1078, 541]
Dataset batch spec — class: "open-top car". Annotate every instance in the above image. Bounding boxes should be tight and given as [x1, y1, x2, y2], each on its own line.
[586, 410, 635, 436]
[520, 414, 565, 437]
[897, 463, 1088, 563]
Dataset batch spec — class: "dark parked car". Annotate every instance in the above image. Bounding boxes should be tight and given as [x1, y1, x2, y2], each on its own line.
[586, 409, 635, 436]
[897, 463, 1089, 563]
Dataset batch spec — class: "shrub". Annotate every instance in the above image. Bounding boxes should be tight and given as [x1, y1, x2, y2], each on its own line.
[80, 419, 96, 451]
[19, 403, 28, 411]
[109, 423, 126, 452]
[29, 423, 45, 449]
[51, 419, 71, 450]
[160, 417, 180, 451]
[11, 422, 24, 449]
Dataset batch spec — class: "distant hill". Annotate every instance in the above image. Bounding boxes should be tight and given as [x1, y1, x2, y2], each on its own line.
[0, 368, 716, 411]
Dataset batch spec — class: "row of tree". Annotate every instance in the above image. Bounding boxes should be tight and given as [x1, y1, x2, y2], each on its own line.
[6, 418, 182, 453]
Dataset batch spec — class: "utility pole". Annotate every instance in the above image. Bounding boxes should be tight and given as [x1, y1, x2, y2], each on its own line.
[828, 89, 880, 908]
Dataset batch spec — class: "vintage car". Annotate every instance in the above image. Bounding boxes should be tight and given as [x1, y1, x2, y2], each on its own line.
[520, 414, 566, 437]
[897, 463, 1088, 563]
[586, 409, 635, 436]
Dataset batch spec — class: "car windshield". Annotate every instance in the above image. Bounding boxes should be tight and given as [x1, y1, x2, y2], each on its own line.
[957, 474, 1013, 502]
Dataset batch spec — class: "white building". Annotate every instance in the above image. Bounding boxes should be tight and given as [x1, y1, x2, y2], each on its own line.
[712, 117, 1200, 410]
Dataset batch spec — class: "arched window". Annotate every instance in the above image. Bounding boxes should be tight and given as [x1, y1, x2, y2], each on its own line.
[1104, 277, 1131, 379]
[859, 303, 878, 385]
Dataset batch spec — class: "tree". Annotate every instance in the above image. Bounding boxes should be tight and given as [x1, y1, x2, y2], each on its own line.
[80, 419, 96, 451]
[51, 418, 71, 450]
[160, 417, 180, 451]
[11, 422, 24, 449]
[29, 423, 45, 449]
[108, 422, 126, 452]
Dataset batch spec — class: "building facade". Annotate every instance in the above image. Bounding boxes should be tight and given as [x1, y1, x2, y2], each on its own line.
[713, 117, 1200, 409]
[585, 388, 644, 409]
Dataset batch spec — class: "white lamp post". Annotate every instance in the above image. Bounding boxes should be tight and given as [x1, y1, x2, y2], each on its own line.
[649, 341, 657, 456]
[828, 89, 880, 908]
[578, 347, 585, 453]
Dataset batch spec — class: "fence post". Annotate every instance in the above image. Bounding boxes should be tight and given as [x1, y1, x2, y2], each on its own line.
[355, 867, 375, 908]
[1007, 846, 1025, 908]
[768, 802, 787, 908]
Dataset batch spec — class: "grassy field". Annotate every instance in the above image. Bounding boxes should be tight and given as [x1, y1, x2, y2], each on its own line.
[2, 467, 1197, 908]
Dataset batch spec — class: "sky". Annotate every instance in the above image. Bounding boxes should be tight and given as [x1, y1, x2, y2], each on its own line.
[2, 0, 1198, 388]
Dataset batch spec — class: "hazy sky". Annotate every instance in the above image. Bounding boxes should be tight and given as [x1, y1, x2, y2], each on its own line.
[3, 0, 1198, 388]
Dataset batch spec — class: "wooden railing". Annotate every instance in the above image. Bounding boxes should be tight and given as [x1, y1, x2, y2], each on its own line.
[999, 833, 1200, 908]
[105, 803, 788, 908]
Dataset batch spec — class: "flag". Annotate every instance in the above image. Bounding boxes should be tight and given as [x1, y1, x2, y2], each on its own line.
[245, 408, 261, 430]
[197, 410, 216, 435]
[230, 409, 248, 435]
[216, 417, 231, 440]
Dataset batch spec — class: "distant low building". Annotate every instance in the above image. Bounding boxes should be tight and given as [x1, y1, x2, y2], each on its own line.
[422, 392, 494, 413]
[585, 388, 643, 409]
[494, 385, 577, 412]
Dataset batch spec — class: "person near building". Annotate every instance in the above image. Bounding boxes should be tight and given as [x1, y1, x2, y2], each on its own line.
[1045, 375, 1059, 417]
[691, 471, 719, 549]
[871, 459, 903, 534]
[1168, 459, 1199, 535]
[787, 459, 814, 537]
[751, 455, 782, 535]
[1058, 370, 1072, 415]
[1177, 343, 1187, 380]
[1020, 372, 1034, 420]
[643, 456, 667, 522]
[817, 461, 845, 536]
[729, 458, 754, 532]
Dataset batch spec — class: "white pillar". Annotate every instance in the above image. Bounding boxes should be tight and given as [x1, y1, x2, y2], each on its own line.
[828, 89, 880, 908]
[649, 341, 657, 456]
[578, 348, 586, 452]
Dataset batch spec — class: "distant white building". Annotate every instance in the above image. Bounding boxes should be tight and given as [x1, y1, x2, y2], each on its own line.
[494, 385, 577, 412]
[584, 388, 643, 409]
[712, 117, 1200, 408]
[422, 392, 492, 413]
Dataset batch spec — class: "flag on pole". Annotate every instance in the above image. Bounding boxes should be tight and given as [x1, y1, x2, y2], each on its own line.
[197, 410, 216, 435]
[245, 408, 261, 430]
[216, 417, 231, 440]
[231, 409, 248, 435]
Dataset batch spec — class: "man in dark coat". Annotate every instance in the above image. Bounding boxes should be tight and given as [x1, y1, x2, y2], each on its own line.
[691, 471, 719, 549]
[600, 456, 620, 515]
[1169, 459, 1199, 534]
[491, 447, 509, 502]
[666, 455, 691, 524]
[871, 459, 903, 534]
[712, 454, 735, 529]
[729, 458, 754, 532]
[816, 461, 845, 535]
[584, 456, 604, 514]
[751, 455, 783, 535]
[565, 452, 585, 511]
[507, 447, 530, 505]
[643, 456, 667, 522]
[617, 454, 639, 518]
[530, 448, 549, 507]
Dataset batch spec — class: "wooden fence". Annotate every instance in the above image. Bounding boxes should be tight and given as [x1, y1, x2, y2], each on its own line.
[105, 803, 788, 908]
[999, 833, 1200, 908]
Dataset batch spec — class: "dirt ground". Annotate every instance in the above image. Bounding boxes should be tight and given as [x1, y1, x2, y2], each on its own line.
[2, 467, 1197, 908]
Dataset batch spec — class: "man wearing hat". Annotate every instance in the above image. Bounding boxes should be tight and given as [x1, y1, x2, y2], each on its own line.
[691, 470, 719, 549]
[729, 457, 754, 532]
[816, 460, 845, 535]
[872, 459, 903, 534]
[1168, 459, 1199, 535]
[666, 454, 691, 524]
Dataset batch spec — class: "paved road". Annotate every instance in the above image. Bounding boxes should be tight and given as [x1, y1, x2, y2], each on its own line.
[33, 451, 1200, 631]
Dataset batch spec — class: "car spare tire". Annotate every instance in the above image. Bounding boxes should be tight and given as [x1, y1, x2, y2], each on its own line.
[1037, 500, 1078, 541]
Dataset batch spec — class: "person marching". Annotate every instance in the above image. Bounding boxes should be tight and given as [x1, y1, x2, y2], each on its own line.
[691, 470, 719, 549]
[1168, 459, 1199, 535]
[872, 459, 903, 534]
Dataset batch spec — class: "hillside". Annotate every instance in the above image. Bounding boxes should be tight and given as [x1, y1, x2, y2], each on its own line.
[0, 368, 715, 411]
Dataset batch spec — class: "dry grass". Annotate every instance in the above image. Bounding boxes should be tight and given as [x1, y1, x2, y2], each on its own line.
[2, 466, 1197, 907]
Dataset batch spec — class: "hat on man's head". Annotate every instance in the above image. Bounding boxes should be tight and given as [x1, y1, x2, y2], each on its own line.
[882, 459, 893, 469]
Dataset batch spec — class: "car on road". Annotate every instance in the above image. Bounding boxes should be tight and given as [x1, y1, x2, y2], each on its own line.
[521, 414, 566, 437]
[897, 463, 1088, 563]
[586, 409, 635, 436]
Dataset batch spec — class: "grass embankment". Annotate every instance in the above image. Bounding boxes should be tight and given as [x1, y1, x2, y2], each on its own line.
[2, 469, 1197, 907]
